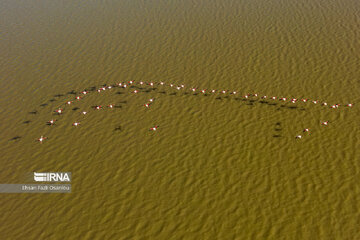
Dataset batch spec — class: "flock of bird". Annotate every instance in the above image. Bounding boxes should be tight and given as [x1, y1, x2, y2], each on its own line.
[35, 80, 353, 143]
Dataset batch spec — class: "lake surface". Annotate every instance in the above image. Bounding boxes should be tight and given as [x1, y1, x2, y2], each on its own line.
[1, 0, 359, 239]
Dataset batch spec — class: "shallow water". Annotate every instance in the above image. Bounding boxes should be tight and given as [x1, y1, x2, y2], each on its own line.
[1, 0, 359, 239]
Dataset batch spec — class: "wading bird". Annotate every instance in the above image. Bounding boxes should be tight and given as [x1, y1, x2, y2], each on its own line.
[47, 119, 56, 125]
[150, 126, 158, 131]
[37, 136, 47, 143]
[55, 108, 63, 115]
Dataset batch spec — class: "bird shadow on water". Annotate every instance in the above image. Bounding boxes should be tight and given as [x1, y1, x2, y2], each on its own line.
[29, 110, 38, 115]
[114, 126, 122, 131]
[9, 136, 21, 141]
[273, 122, 282, 138]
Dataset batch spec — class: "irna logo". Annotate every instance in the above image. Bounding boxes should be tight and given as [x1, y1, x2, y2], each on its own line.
[34, 172, 71, 182]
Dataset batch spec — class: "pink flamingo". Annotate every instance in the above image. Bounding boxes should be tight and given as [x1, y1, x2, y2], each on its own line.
[55, 108, 63, 115]
[37, 136, 47, 143]
[47, 119, 56, 125]
[150, 126, 159, 131]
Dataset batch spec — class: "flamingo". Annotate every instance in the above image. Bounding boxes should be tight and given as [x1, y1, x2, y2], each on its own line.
[55, 108, 63, 115]
[191, 88, 196, 92]
[144, 103, 150, 108]
[201, 89, 206, 94]
[347, 103, 353, 107]
[211, 89, 216, 93]
[150, 126, 159, 131]
[37, 136, 47, 143]
[72, 122, 80, 127]
[271, 96, 276, 100]
[160, 82, 165, 85]
[47, 119, 56, 125]
[82, 91, 88, 95]
[108, 104, 114, 108]
[232, 91, 237, 95]
[221, 90, 226, 94]
[129, 80, 133, 84]
[132, 90, 138, 94]
[302, 99, 308, 102]
[303, 128, 309, 132]
[149, 82, 154, 86]
[75, 96, 81, 100]
[262, 96, 267, 99]
[66, 101, 72, 105]
[321, 121, 329, 126]
[94, 105, 102, 110]
[140, 81, 144, 85]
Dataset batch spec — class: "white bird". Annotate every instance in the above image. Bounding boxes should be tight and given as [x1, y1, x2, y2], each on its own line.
[82, 111, 87, 115]
[37, 136, 47, 143]
[295, 135, 302, 139]
[150, 126, 158, 131]
[149, 98, 154, 102]
[47, 119, 56, 125]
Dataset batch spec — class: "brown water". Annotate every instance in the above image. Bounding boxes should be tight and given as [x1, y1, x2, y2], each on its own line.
[1, 0, 360, 239]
